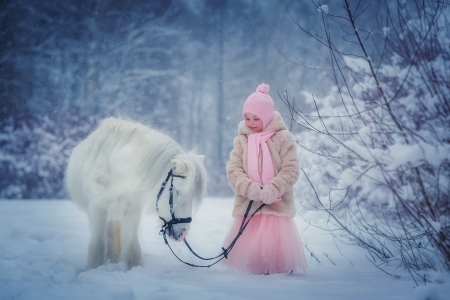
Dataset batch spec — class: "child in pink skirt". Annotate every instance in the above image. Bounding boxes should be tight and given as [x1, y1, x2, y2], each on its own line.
[223, 83, 308, 275]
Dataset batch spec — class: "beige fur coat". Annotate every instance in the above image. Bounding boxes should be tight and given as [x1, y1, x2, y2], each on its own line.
[226, 111, 300, 218]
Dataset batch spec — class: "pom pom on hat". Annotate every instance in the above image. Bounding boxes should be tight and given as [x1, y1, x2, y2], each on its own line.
[243, 83, 274, 129]
[256, 83, 270, 94]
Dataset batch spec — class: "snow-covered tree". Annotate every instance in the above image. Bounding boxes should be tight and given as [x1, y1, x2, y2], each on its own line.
[285, 0, 450, 282]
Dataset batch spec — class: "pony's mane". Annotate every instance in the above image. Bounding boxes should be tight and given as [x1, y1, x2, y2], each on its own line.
[95, 118, 206, 211]
[189, 151, 207, 210]
[99, 117, 183, 190]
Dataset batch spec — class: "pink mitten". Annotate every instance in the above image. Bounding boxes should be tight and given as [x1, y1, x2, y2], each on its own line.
[261, 183, 280, 204]
[246, 181, 263, 201]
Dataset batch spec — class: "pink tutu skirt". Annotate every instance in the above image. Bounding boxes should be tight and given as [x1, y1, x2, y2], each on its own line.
[222, 214, 308, 275]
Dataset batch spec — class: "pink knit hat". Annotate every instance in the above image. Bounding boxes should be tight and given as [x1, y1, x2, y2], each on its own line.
[242, 83, 274, 129]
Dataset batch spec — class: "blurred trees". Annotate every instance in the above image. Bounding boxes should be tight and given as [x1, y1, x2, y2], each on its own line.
[0, 0, 390, 198]
[1, 0, 184, 120]
[1, 0, 188, 198]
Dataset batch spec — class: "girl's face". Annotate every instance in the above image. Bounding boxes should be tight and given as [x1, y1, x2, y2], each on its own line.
[244, 113, 263, 132]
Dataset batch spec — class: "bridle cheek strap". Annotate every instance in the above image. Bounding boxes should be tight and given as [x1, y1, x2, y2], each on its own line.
[156, 170, 191, 237]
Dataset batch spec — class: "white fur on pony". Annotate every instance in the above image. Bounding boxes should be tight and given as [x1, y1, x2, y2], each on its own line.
[65, 117, 207, 270]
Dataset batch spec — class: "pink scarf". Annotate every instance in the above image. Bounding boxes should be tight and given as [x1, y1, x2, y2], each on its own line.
[247, 131, 277, 186]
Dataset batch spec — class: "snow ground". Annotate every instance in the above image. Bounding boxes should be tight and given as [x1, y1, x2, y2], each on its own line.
[0, 198, 448, 300]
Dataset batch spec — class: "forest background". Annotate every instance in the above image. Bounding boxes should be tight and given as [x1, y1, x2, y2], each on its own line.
[0, 0, 391, 198]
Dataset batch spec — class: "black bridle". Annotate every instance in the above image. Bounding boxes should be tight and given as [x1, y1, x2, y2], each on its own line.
[156, 170, 265, 268]
[156, 170, 192, 239]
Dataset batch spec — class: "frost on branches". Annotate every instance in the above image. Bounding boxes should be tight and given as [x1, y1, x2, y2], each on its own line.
[285, 0, 450, 284]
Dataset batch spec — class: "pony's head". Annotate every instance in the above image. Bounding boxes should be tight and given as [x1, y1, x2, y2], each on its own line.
[159, 151, 207, 241]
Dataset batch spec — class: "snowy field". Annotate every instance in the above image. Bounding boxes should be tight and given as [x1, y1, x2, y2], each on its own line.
[0, 198, 448, 300]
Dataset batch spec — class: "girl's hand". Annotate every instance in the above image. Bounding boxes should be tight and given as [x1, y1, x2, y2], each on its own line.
[261, 183, 280, 204]
[246, 181, 263, 201]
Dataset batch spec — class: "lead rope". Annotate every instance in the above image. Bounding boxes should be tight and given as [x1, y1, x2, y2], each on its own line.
[184, 200, 265, 262]
[162, 200, 265, 268]
[156, 170, 265, 268]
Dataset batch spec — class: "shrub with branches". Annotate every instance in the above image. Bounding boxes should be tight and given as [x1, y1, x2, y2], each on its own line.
[284, 0, 449, 284]
[0, 107, 98, 199]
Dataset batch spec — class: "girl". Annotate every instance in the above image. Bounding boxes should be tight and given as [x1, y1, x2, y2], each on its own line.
[222, 83, 308, 275]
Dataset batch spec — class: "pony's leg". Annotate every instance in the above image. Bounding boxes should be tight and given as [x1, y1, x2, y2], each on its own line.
[87, 205, 107, 269]
[106, 220, 121, 263]
[119, 209, 142, 270]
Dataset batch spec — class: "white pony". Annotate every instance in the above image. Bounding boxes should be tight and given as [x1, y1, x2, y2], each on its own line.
[65, 117, 207, 270]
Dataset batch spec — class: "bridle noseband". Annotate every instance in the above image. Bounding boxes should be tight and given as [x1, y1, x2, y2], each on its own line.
[156, 170, 192, 238]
